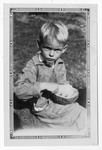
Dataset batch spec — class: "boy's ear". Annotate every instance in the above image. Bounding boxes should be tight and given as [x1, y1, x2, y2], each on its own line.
[37, 40, 40, 48]
[62, 45, 68, 54]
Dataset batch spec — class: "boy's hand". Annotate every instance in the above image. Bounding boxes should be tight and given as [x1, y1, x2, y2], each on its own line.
[40, 82, 58, 93]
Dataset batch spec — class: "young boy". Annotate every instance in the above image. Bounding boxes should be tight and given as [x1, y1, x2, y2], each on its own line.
[14, 21, 87, 132]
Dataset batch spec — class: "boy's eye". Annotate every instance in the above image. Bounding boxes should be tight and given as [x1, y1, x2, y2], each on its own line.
[43, 46, 52, 50]
[55, 49, 62, 52]
[43, 46, 62, 52]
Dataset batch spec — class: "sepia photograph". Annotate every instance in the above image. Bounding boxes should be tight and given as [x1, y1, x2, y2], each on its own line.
[4, 4, 98, 146]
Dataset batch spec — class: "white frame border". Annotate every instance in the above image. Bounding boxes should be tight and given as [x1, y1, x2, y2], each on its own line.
[4, 4, 98, 146]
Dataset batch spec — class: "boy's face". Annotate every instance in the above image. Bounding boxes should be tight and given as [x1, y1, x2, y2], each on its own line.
[39, 39, 67, 66]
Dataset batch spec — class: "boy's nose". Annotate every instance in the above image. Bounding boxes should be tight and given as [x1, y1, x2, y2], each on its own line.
[49, 50, 54, 57]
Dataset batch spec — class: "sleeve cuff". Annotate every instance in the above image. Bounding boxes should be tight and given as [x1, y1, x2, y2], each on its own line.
[33, 82, 42, 97]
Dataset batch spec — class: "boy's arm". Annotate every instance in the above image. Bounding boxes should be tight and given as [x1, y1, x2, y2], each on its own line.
[14, 58, 42, 100]
[14, 58, 59, 100]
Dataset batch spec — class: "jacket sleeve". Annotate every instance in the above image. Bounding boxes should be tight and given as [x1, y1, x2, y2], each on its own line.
[14, 59, 41, 100]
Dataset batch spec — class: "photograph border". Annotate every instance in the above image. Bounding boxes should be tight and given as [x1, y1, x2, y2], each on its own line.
[4, 4, 98, 146]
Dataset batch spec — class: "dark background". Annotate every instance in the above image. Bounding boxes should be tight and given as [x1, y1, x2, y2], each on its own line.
[13, 12, 87, 108]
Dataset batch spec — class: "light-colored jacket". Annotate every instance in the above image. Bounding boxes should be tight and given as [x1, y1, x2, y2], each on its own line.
[14, 52, 86, 131]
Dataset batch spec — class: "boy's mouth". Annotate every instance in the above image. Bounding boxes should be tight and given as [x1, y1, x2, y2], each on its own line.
[46, 58, 55, 61]
[44, 58, 56, 66]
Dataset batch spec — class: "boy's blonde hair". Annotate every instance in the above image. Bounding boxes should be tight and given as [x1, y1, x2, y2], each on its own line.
[39, 21, 68, 46]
